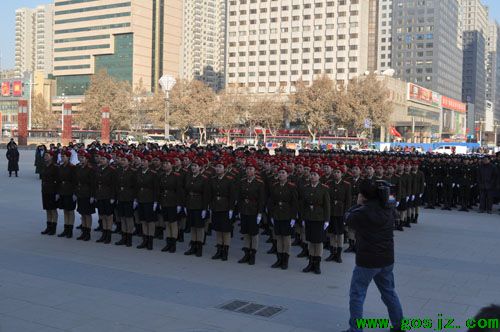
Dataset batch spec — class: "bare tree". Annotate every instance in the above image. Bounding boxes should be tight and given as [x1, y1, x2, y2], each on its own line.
[249, 93, 285, 143]
[31, 93, 58, 129]
[214, 88, 249, 145]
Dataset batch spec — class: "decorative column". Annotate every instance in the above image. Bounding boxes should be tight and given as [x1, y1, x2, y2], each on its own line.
[62, 103, 72, 146]
[17, 100, 28, 146]
[101, 106, 110, 144]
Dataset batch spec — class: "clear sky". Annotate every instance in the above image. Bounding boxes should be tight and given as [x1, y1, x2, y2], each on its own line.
[1, 0, 500, 70]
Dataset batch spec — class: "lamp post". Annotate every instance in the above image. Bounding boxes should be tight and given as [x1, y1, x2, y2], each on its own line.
[158, 75, 176, 139]
[475, 118, 484, 146]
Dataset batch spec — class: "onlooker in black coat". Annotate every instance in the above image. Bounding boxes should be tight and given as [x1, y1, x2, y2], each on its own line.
[6, 144, 20, 177]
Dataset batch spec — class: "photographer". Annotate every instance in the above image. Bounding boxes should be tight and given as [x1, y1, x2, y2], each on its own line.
[343, 179, 404, 332]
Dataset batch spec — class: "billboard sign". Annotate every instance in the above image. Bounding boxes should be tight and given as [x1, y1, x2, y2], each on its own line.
[441, 96, 466, 113]
[12, 81, 22, 97]
[1, 82, 10, 96]
[408, 83, 440, 107]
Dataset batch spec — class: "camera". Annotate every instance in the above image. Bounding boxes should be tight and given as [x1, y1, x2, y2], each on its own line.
[375, 180, 397, 209]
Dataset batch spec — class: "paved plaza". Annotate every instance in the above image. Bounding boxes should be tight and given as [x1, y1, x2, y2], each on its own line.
[0, 149, 499, 332]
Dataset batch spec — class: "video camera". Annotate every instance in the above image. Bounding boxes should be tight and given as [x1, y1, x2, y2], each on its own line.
[375, 180, 397, 209]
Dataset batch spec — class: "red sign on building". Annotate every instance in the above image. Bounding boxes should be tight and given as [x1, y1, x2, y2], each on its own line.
[408, 83, 440, 107]
[1, 82, 10, 96]
[441, 96, 466, 113]
[12, 81, 23, 97]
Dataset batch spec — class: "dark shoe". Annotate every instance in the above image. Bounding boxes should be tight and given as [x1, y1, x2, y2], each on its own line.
[177, 230, 184, 242]
[412, 214, 419, 223]
[94, 220, 103, 232]
[136, 236, 148, 249]
[48, 223, 57, 236]
[297, 243, 309, 258]
[325, 247, 336, 262]
[221, 245, 228, 261]
[195, 242, 203, 257]
[323, 241, 331, 250]
[154, 226, 163, 239]
[335, 247, 343, 263]
[103, 230, 112, 244]
[83, 228, 91, 241]
[147, 236, 153, 250]
[161, 238, 172, 252]
[96, 230, 106, 243]
[404, 220, 411, 228]
[125, 234, 132, 247]
[58, 225, 68, 238]
[212, 245, 223, 260]
[344, 240, 356, 253]
[169, 238, 176, 253]
[76, 230, 86, 241]
[292, 236, 301, 246]
[115, 234, 126, 246]
[76, 224, 82, 230]
[184, 241, 196, 255]
[238, 248, 250, 263]
[41, 222, 50, 235]
[132, 224, 141, 236]
[313, 257, 321, 275]
[65, 225, 73, 239]
[271, 253, 283, 268]
[267, 241, 277, 254]
[302, 256, 314, 273]
[248, 249, 256, 265]
[281, 253, 289, 270]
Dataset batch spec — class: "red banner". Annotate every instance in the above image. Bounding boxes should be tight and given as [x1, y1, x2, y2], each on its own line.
[390, 127, 402, 138]
[441, 96, 466, 113]
[1, 82, 10, 96]
[12, 81, 22, 97]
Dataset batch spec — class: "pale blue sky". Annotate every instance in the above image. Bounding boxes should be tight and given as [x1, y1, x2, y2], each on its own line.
[1, 0, 500, 70]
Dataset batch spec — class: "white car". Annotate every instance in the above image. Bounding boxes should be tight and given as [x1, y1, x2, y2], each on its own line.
[125, 135, 139, 145]
[433, 145, 468, 155]
[145, 135, 179, 146]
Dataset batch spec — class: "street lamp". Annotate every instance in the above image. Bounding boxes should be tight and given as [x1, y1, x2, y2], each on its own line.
[159, 75, 176, 139]
[474, 118, 484, 146]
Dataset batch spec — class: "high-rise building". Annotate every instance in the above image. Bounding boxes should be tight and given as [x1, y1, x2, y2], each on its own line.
[462, 31, 486, 121]
[487, 21, 500, 121]
[182, 0, 226, 91]
[391, 0, 463, 101]
[15, 5, 54, 78]
[376, 0, 393, 72]
[53, 0, 183, 97]
[225, 0, 372, 94]
[460, 0, 489, 35]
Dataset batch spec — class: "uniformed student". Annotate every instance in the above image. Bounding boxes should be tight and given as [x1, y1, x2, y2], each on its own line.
[94, 152, 116, 244]
[40, 152, 59, 236]
[345, 165, 362, 252]
[75, 151, 96, 241]
[135, 154, 159, 250]
[301, 168, 330, 274]
[114, 155, 137, 247]
[158, 157, 184, 253]
[208, 159, 236, 261]
[268, 167, 298, 270]
[409, 163, 425, 223]
[236, 161, 266, 265]
[57, 151, 77, 239]
[326, 168, 351, 263]
[183, 158, 210, 257]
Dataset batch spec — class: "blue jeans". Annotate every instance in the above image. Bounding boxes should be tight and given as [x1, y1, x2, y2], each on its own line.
[348, 264, 403, 331]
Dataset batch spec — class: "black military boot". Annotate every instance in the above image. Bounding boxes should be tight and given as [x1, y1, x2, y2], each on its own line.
[94, 219, 103, 231]
[76, 228, 86, 240]
[335, 247, 343, 263]
[136, 236, 148, 249]
[396, 219, 404, 231]
[203, 232, 207, 245]
[115, 233, 126, 246]
[184, 241, 196, 255]
[76, 224, 82, 230]
[302, 256, 314, 273]
[404, 218, 411, 228]
[83, 227, 91, 241]
[161, 238, 172, 252]
[344, 240, 356, 253]
[195, 242, 203, 257]
[132, 224, 140, 236]
[154, 226, 162, 239]
[313, 257, 322, 275]
[413, 214, 419, 223]
[58, 225, 68, 238]
[66, 225, 73, 239]
[147, 236, 153, 251]
[238, 248, 250, 263]
[292, 234, 301, 246]
[325, 247, 336, 262]
[104, 230, 112, 244]
[177, 230, 184, 242]
[281, 253, 289, 270]
[221, 245, 229, 261]
[48, 223, 57, 235]
[169, 238, 177, 253]
[267, 240, 277, 254]
[248, 249, 256, 265]
[297, 243, 309, 258]
[271, 253, 283, 268]
[212, 245, 223, 260]
[112, 223, 122, 234]
[41, 222, 51, 235]
[125, 234, 132, 247]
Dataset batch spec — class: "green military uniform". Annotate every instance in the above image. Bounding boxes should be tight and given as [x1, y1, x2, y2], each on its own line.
[184, 173, 210, 257]
[158, 170, 184, 253]
[94, 165, 116, 244]
[136, 168, 159, 250]
[326, 179, 351, 263]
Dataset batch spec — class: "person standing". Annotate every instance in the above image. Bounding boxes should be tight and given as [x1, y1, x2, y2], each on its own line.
[114, 155, 137, 247]
[478, 156, 497, 214]
[236, 161, 266, 265]
[57, 151, 77, 238]
[35, 145, 46, 179]
[343, 180, 404, 332]
[6, 143, 20, 177]
[267, 167, 298, 269]
[301, 169, 330, 275]
[208, 159, 236, 261]
[40, 152, 59, 236]
[135, 155, 159, 250]
[75, 151, 95, 241]
[94, 152, 116, 244]
[345, 165, 362, 252]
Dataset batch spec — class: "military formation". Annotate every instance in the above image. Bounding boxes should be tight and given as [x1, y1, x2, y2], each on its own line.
[38, 142, 500, 275]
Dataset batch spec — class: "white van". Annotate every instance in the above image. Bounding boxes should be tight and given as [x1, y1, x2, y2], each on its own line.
[433, 145, 468, 155]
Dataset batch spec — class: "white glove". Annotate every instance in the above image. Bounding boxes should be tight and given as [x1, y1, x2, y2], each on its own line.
[177, 206, 182, 213]
[324, 222, 329, 230]
[302, 220, 305, 227]
[201, 210, 207, 219]
[452, 183, 455, 188]
[72, 194, 77, 202]
[256, 213, 262, 224]
[153, 202, 158, 211]
[411, 195, 415, 201]
[270, 218, 274, 225]
[89, 197, 95, 204]
[456, 184, 460, 188]
[228, 210, 233, 219]
[396, 201, 400, 207]
[133, 199, 138, 209]
[419, 193, 423, 198]
[55, 194, 60, 201]
[406, 196, 409, 202]
[110, 199, 115, 204]
[290, 219, 296, 227]
[184, 207, 188, 215]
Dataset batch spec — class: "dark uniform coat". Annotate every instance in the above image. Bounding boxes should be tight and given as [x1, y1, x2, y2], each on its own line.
[75, 164, 96, 215]
[237, 177, 266, 236]
[94, 165, 116, 216]
[268, 181, 298, 236]
[136, 168, 160, 222]
[58, 163, 76, 211]
[301, 183, 331, 243]
[209, 174, 236, 232]
[184, 173, 210, 228]
[115, 167, 137, 218]
[327, 179, 352, 235]
[41, 163, 59, 210]
[158, 171, 184, 222]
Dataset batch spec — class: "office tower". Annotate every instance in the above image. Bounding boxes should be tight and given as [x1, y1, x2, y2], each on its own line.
[182, 0, 226, 91]
[53, 0, 183, 96]
[391, 0, 463, 100]
[225, 0, 371, 94]
[462, 31, 486, 120]
[487, 21, 500, 121]
[376, 0, 393, 71]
